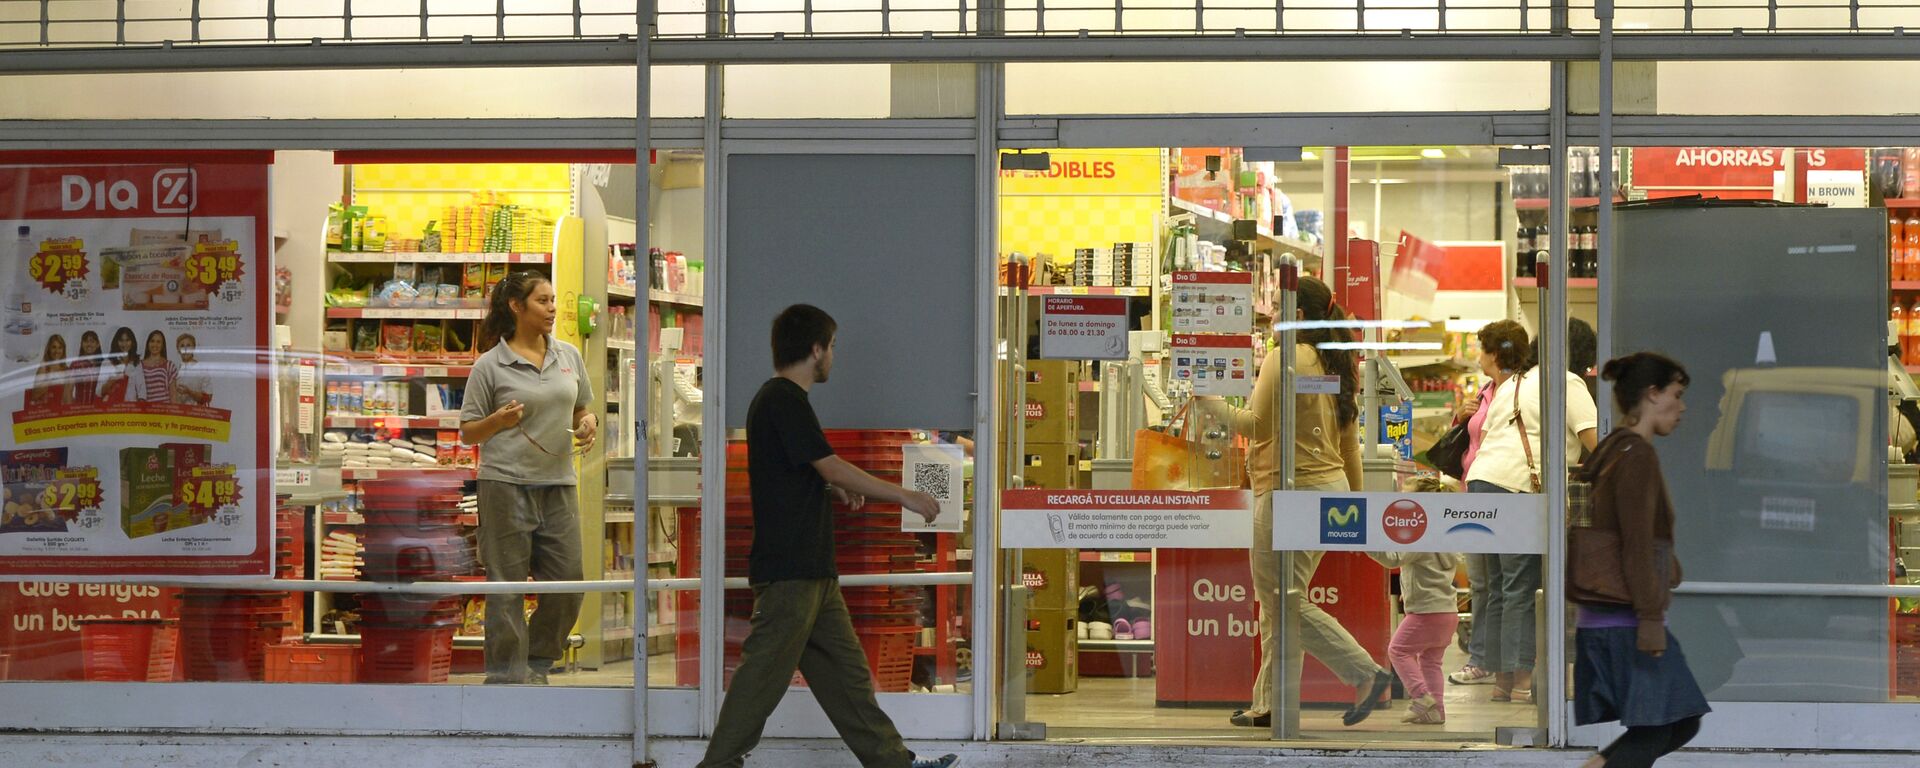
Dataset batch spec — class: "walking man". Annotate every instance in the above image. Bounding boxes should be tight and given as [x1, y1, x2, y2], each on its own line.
[698, 304, 959, 768]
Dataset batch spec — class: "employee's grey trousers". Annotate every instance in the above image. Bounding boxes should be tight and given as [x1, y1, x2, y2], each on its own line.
[477, 480, 584, 684]
[699, 578, 912, 768]
[1250, 481, 1384, 714]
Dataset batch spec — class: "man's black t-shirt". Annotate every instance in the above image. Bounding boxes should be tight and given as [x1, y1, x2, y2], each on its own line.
[746, 377, 837, 584]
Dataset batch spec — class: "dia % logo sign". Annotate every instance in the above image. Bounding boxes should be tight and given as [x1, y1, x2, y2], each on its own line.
[185, 240, 243, 293]
[36, 469, 103, 514]
[28, 238, 89, 294]
[174, 465, 241, 516]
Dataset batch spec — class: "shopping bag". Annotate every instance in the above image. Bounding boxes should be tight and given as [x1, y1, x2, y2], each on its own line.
[1131, 404, 1242, 490]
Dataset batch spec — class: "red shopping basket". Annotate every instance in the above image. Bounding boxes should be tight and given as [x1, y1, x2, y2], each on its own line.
[79, 619, 179, 682]
[358, 620, 458, 684]
[265, 643, 360, 684]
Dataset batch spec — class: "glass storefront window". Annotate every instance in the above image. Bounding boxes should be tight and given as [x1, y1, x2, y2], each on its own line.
[996, 145, 1547, 744]
[0, 152, 683, 690]
[1584, 144, 1908, 707]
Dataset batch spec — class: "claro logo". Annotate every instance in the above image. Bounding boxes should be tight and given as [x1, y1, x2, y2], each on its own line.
[61, 168, 196, 214]
[1382, 499, 1429, 545]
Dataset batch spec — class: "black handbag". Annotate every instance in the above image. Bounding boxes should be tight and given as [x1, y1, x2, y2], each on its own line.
[1424, 421, 1471, 480]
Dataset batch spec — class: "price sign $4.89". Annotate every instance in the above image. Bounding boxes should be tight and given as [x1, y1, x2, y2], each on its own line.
[175, 467, 242, 516]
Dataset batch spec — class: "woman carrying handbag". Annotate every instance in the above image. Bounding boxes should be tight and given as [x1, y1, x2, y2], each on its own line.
[1463, 320, 1600, 703]
[1572, 352, 1710, 768]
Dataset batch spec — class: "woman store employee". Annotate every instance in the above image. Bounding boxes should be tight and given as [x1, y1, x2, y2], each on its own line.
[460, 271, 599, 685]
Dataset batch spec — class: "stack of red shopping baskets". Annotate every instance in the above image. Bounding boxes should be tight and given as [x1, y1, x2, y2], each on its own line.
[275, 498, 307, 633]
[354, 476, 471, 684]
[676, 430, 924, 692]
[78, 618, 179, 682]
[178, 590, 294, 681]
[175, 501, 312, 681]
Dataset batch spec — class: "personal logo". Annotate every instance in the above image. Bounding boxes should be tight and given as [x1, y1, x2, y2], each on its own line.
[1382, 499, 1429, 545]
[1320, 497, 1367, 545]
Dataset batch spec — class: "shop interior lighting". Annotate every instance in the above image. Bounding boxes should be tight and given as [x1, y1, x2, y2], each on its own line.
[1444, 318, 1501, 334]
[1302, 151, 1319, 161]
[1421, 148, 1448, 159]
[1315, 341, 1446, 351]
[1000, 151, 1052, 171]
[1273, 319, 1433, 332]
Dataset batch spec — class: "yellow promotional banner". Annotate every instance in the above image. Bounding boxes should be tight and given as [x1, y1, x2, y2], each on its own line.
[999, 148, 1165, 196]
[13, 408, 234, 444]
[1000, 149, 1165, 268]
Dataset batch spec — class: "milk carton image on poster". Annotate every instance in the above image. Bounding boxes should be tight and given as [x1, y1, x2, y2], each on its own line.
[0, 163, 273, 578]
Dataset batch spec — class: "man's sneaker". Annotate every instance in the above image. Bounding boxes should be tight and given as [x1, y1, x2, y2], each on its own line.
[1448, 664, 1495, 685]
[910, 753, 959, 768]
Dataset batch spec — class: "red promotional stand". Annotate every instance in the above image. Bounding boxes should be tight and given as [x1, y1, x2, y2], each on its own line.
[1154, 549, 1390, 707]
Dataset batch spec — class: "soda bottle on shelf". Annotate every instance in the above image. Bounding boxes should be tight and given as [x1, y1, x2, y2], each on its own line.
[1907, 214, 1920, 282]
[1897, 301, 1909, 363]
[1896, 214, 1908, 283]
[1907, 298, 1920, 366]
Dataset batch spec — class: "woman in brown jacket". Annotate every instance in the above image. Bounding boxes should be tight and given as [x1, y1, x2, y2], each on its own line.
[1574, 352, 1711, 768]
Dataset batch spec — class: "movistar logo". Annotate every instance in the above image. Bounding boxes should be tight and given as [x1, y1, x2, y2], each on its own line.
[1320, 497, 1367, 544]
[1327, 504, 1360, 526]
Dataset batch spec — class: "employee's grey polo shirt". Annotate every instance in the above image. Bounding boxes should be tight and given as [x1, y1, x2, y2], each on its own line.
[462, 334, 593, 486]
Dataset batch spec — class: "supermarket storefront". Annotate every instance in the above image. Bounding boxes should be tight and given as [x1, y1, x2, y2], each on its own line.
[4, 6, 1920, 766]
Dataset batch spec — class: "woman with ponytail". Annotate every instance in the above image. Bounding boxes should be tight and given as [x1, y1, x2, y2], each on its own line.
[459, 270, 598, 685]
[1200, 275, 1393, 728]
[1575, 352, 1707, 768]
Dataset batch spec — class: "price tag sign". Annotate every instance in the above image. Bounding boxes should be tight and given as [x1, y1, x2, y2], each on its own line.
[175, 464, 242, 517]
[1171, 334, 1255, 397]
[1039, 295, 1130, 360]
[36, 467, 103, 514]
[185, 239, 245, 294]
[28, 237, 89, 294]
[1170, 271, 1255, 333]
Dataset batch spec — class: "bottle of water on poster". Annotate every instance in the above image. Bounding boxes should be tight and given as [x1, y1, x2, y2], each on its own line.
[4, 225, 36, 365]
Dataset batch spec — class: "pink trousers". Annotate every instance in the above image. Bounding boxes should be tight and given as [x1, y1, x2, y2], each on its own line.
[1388, 612, 1460, 712]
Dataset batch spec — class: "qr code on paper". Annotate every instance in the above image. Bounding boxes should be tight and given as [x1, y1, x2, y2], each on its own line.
[914, 462, 952, 501]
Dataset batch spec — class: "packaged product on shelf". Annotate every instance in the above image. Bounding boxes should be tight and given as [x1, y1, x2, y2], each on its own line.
[444, 323, 474, 358]
[463, 263, 486, 300]
[393, 262, 417, 285]
[436, 431, 459, 466]
[436, 283, 460, 307]
[424, 383, 462, 416]
[486, 263, 507, 292]
[353, 321, 380, 355]
[421, 221, 442, 253]
[326, 204, 348, 250]
[414, 322, 444, 356]
[323, 321, 350, 353]
[382, 321, 414, 358]
[362, 216, 388, 252]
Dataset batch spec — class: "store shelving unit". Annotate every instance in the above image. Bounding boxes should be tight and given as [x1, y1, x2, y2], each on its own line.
[1169, 196, 1321, 259]
[310, 168, 574, 662]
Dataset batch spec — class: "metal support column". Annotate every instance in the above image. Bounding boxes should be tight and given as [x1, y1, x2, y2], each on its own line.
[1270, 256, 1301, 741]
[974, 23, 1007, 742]
[632, 1, 655, 764]
[1542, 54, 1573, 750]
